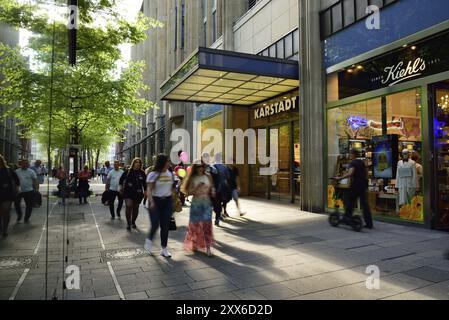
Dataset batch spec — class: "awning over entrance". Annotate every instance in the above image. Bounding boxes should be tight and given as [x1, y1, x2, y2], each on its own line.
[160, 47, 299, 106]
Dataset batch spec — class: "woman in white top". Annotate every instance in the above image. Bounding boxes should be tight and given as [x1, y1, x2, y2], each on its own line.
[145, 154, 175, 258]
[181, 160, 216, 257]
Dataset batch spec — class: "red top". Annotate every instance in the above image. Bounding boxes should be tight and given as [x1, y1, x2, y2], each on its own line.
[78, 170, 91, 181]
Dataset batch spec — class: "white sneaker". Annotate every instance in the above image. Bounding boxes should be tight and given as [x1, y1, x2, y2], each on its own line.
[160, 248, 172, 258]
[144, 239, 153, 255]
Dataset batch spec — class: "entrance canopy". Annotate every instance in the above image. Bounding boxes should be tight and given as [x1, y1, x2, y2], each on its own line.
[160, 47, 299, 106]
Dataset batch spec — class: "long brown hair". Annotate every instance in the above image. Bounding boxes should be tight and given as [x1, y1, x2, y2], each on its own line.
[0, 154, 9, 169]
[181, 160, 207, 195]
[129, 157, 143, 171]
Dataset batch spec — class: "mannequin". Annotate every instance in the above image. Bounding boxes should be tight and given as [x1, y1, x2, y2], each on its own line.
[396, 150, 417, 206]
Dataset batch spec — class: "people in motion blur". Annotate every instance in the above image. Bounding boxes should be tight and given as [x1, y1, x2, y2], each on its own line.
[227, 160, 245, 216]
[119, 158, 147, 231]
[106, 160, 124, 220]
[102, 161, 113, 184]
[0, 154, 20, 238]
[30, 160, 47, 188]
[78, 165, 91, 205]
[56, 166, 67, 205]
[181, 160, 216, 257]
[145, 154, 175, 258]
[213, 153, 233, 220]
[14, 159, 38, 224]
[336, 149, 373, 230]
[174, 150, 187, 206]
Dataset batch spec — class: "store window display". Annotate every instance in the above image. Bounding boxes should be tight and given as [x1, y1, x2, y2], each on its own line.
[327, 88, 424, 223]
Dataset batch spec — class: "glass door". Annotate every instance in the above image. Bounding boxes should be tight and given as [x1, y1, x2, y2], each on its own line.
[431, 82, 449, 230]
[270, 123, 292, 202]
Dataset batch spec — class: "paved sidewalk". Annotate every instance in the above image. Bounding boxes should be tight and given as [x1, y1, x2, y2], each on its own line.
[1, 182, 449, 300]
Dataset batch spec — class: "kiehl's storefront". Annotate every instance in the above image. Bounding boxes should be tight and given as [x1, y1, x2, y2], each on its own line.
[326, 28, 449, 230]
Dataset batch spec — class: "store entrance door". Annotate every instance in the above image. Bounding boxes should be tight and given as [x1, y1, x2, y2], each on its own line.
[430, 81, 449, 230]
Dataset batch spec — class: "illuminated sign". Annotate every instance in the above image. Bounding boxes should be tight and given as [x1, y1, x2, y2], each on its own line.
[254, 97, 298, 120]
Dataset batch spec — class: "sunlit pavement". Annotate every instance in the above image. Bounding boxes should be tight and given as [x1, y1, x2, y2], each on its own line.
[1, 181, 449, 300]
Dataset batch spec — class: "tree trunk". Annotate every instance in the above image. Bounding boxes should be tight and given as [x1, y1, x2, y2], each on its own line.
[95, 149, 101, 171]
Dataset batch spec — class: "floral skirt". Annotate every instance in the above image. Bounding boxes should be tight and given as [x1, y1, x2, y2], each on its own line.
[184, 197, 214, 251]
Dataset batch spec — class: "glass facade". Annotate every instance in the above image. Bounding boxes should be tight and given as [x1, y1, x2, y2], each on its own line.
[327, 88, 425, 223]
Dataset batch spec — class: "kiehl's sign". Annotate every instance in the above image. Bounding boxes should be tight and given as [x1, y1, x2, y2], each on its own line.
[254, 96, 298, 120]
[337, 30, 449, 99]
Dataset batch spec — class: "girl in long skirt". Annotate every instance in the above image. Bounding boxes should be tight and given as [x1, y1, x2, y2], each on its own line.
[181, 161, 216, 257]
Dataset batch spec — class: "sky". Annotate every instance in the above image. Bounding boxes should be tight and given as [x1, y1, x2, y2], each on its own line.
[19, 0, 144, 66]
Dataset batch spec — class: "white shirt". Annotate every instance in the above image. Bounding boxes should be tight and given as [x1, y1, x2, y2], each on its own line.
[147, 171, 173, 198]
[107, 169, 124, 192]
[16, 168, 37, 193]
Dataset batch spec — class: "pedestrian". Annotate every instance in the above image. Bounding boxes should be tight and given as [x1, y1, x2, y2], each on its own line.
[78, 165, 91, 205]
[106, 160, 124, 220]
[144, 154, 175, 258]
[227, 161, 245, 216]
[119, 158, 146, 231]
[174, 150, 187, 206]
[336, 149, 373, 229]
[201, 153, 222, 226]
[0, 154, 20, 238]
[14, 159, 38, 224]
[30, 160, 46, 188]
[56, 166, 67, 205]
[213, 153, 232, 218]
[181, 160, 216, 257]
[103, 161, 112, 184]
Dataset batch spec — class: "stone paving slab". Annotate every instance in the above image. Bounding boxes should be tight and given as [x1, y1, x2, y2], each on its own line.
[1, 188, 449, 300]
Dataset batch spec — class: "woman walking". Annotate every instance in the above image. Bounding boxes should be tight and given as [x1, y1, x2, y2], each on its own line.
[181, 160, 216, 257]
[0, 154, 20, 238]
[144, 155, 175, 258]
[78, 165, 91, 205]
[120, 158, 146, 231]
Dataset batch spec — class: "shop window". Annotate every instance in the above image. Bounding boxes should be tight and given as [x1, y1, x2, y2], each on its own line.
[276, 40, 285, 59]
[284, 33, 293, 58]
[326, 89, 424, 223]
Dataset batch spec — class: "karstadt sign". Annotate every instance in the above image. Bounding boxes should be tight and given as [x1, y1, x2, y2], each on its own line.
[254, 96, 298, 120]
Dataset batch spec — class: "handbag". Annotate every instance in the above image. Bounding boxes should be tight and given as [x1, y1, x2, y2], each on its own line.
[32, 191, 42, 208]
[169, 217, 177, 231]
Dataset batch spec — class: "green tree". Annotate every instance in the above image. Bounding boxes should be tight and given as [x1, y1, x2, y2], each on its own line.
[0, 0, 162, 167]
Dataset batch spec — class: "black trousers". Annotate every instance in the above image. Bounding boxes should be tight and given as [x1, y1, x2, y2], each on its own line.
[15, 191, 34, 221]
[148, 197, 172, 248]
[345, 188, 373, 228]
[109, 191, 123, 217]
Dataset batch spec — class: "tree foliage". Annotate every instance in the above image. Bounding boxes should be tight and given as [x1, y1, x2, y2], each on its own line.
[0, 0, 162, 152]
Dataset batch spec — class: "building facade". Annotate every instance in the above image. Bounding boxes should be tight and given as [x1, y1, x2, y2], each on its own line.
[316, 0, 449, 230]
[0, 23, 29, 164]
[128, 0, 449, 230]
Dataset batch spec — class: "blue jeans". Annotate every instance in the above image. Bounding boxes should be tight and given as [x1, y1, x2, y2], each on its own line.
[148, 197, 173, 248]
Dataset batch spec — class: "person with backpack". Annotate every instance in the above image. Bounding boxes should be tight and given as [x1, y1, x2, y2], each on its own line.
[144, 154, 175, 258]
[120, 158, 147, 231]
[0, 154, 20, 238]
